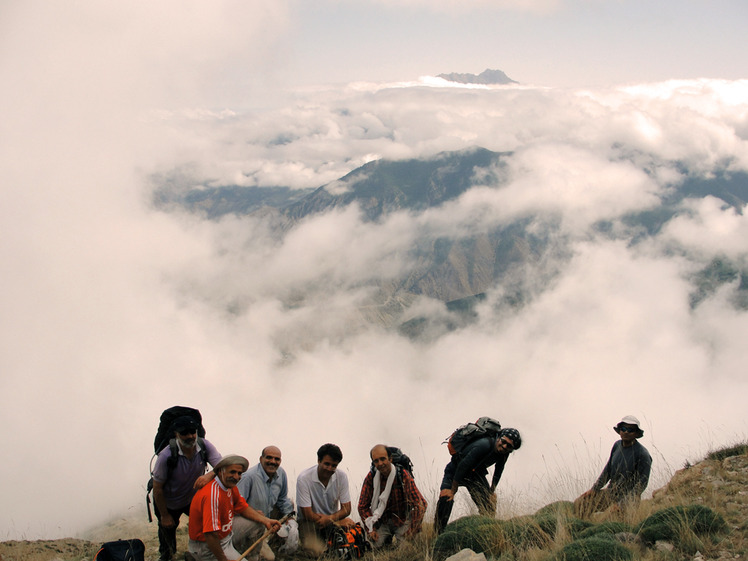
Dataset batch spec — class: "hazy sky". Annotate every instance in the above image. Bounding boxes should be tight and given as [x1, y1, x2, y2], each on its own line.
[286, 0, 747, 89]
[1, 0, 747, 542]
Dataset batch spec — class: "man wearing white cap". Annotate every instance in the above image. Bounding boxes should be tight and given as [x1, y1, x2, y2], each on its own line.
[576, 415, 652, 517]
[188, 454, 281, 561]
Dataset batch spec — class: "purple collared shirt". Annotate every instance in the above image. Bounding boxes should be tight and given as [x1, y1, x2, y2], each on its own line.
[152, 438, 221, 509]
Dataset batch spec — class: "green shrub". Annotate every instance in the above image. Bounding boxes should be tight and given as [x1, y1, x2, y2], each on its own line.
[433, 516, 504, 560]
[535, 501, 575, 518]
[577, 521, 631, 539]
[533, 507, 592, 540]
[497, 517, 552, 550]
[433, 514, 554, 560]
[636, 504, 727, 546]
[553, 536, 633, 561]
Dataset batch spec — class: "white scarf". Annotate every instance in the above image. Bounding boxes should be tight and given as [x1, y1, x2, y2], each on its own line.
[364, 467, 397, 532]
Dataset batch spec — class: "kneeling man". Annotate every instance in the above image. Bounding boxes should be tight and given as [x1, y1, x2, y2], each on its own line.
[575, 415, 652, 518]
[232, 446, 296, 559]
[358, 445, 427, 548]
[296, 443, 354, 555]
[188, 455, 280, 561]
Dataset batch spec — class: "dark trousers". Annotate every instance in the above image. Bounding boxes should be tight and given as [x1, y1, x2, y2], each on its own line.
[154, 503, 191, 560]
[434, 473, 493, 534]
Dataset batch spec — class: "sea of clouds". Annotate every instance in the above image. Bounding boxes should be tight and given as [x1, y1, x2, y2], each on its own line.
[2, 0, 747, 540]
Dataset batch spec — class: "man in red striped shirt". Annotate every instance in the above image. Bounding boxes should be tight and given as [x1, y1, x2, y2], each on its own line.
[188, 455, 280, 561]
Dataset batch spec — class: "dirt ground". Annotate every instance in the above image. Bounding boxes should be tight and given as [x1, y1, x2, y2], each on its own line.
[0, 515, 181, 561]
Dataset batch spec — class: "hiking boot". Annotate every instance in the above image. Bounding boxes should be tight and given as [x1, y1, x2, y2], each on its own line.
[260, 541, 275, 561]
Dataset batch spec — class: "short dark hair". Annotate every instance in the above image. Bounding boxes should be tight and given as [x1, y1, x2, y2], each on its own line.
[317, 443, 343, 463]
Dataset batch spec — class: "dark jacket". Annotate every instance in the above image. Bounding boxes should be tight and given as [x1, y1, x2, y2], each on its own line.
[443, 436, 508, 489]
[594, 440, 652, 500]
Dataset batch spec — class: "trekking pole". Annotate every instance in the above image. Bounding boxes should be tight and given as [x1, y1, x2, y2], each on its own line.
[237, 513, 293, 561]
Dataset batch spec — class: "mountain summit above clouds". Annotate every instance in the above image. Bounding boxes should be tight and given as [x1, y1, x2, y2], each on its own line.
[437, 68, 518, 85]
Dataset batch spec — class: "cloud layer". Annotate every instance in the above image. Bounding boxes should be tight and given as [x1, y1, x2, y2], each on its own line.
[2, 0, 748, 540]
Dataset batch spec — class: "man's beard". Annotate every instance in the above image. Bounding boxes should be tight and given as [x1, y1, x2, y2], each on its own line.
[178, 436, 197, 449]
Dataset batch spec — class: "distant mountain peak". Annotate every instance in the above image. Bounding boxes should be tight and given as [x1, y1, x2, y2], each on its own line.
[437, 68, 518, 85]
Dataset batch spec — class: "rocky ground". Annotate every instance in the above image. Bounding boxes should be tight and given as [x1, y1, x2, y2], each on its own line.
[0, 516, 169, 561]
[648, 450, 748, 559]
[2, 449, 747, 561]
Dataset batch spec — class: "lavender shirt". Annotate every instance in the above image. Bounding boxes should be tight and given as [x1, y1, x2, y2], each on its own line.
[152, 438, 221, 509]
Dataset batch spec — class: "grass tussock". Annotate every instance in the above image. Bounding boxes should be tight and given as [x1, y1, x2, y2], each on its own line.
[704, 441, 748, 462]
[551, 535, 633, 561]
[635, 504, 726, 554]
[428, 500, 727, 561]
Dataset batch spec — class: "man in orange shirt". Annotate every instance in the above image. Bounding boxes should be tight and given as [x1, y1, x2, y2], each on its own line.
[187, 455, 280, 561]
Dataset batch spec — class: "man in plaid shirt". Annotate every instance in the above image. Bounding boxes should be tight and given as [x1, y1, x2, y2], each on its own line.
[357, 445, 427, 548]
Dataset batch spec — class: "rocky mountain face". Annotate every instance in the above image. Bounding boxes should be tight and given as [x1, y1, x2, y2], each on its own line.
[653, 449, 748, 525]
[153, 147, 748, 338]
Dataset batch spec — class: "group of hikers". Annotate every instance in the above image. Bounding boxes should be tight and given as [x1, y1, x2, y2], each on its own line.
[149, 410, 651, 561]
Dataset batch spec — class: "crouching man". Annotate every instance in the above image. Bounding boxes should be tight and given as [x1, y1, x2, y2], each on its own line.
[357, 445, 427, 548]
[296, 443, 355, 555]
[232, 446, 296, 560]
[575, 415, 652, 519]
[188, 455, 280, 561]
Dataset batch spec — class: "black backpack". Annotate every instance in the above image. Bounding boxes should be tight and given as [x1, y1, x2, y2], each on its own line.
[146, 406, 208, 522]
[93, 539, 145, 561]
[444, 416, 502, 455]
[153, 405, 206, 454]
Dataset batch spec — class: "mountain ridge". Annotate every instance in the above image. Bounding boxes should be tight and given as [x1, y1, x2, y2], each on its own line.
[437, 68, 518, 85]
[152, 147, 748, 341]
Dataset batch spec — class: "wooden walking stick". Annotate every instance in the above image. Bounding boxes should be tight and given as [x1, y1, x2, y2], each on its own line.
[237, 513, 293, 561]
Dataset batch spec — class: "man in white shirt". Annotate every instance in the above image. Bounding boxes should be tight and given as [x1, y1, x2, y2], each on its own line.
[296, 443, 354, 555]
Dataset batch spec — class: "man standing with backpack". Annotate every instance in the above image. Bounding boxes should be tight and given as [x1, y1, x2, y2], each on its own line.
[357, 444, 427, 548]
[152, 415, 222, 561]
[434, 425, 522, 534]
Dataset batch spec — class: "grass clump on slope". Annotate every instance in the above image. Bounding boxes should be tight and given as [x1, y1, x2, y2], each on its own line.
[635, 504, 727, 553]
[432, 514, 553, 560]
[551, 535, 633, 561]
[532, 501, 593, 540]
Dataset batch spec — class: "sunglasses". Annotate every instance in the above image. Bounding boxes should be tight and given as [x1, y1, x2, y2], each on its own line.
[498, 438, 515, 451]
[617, 425, 638, 433]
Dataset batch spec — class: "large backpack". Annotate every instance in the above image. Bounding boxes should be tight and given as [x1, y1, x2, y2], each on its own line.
[369, 446, 414, 478]
[444, 416, 502, 456]
[327, 523, 371, 559]
[153, 405, 206, 454]
[146, 406, 207, 522]
[93, 539, 145, 561]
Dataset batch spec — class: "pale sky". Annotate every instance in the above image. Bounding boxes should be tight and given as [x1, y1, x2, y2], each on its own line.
[284, 0, 747, 89]
[1, 0, 747, 542]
